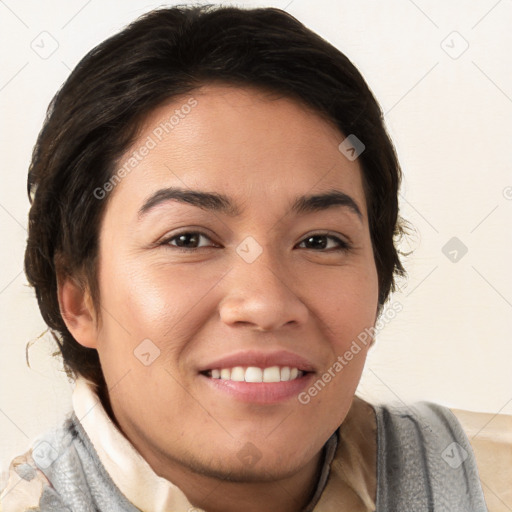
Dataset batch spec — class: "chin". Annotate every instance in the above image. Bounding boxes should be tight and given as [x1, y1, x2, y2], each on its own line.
[189, 453, 308, 483]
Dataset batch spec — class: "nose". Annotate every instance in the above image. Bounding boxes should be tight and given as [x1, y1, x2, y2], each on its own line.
[218, 244, 309, 332]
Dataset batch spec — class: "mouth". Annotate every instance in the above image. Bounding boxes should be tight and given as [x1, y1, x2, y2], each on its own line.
[200, 366, 307, 383]
[197, 350, 316, 404]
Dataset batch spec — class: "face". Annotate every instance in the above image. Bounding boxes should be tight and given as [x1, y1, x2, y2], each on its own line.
[78, 85, 378, 483]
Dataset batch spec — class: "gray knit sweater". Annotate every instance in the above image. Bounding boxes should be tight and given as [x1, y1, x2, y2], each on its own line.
[1, 401, 488, 511]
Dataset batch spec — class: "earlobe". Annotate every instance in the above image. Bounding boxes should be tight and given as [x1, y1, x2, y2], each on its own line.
[57, 275, 98, 349]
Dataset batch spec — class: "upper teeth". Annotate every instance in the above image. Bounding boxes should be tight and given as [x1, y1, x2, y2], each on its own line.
[209, 366, 302, 383]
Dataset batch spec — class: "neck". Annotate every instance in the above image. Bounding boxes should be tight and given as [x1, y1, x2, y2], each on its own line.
[96, 382, 375, 511]
[100, 383, 331, 512]
[148, 442, 326, 512]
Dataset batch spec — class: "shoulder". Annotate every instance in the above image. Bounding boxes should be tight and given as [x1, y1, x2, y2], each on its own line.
[0, 449, 54, 511]
[373, 400, 490, 511]
[450, 407, 512, 512]
[0, 418, 77, 511]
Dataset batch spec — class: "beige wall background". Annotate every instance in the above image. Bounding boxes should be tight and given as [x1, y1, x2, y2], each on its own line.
[1, 0, 511, 487]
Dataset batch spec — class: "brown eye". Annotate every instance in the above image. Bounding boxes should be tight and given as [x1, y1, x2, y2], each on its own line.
[298, 234, 350, 251]
[163, 231, 217, 250]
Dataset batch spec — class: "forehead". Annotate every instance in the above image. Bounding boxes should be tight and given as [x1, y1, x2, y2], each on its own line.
[107, 84, 367, 220]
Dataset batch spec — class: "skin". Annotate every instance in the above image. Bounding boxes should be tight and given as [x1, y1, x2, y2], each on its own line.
[59, 84, 379, 512]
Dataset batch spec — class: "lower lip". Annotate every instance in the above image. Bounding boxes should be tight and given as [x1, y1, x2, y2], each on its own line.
[200, 373, 315, 404]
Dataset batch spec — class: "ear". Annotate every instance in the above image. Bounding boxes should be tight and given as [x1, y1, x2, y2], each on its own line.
[57, 275, 98, 349]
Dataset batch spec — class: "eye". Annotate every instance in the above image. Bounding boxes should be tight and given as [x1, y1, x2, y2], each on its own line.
[162, 231, 218, 250]
[297, 233, 351, 252]
[159, 231, 351, 252]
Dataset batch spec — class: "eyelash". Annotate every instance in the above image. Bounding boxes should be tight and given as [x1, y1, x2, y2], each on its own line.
[159, 231, 352, 253]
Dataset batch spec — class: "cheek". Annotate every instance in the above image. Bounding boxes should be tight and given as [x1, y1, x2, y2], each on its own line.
[315, 263, 378, 343]
[92, 256, 178, 375]
[299, 272, 376, 418]
[95, 257, 226, 365]
[98, 258, 195, 332]
[308, 262, 378, 403]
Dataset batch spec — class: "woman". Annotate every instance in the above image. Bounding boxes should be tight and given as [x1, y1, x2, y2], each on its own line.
[1, 5, 509, 511]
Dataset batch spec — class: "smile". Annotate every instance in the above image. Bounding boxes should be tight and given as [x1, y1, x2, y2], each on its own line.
[203, 366, 305, 383]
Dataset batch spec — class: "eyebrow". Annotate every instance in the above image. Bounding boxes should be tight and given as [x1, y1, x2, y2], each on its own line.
[137, 187, 363, 222]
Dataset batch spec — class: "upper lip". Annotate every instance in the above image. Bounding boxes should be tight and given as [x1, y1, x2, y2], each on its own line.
[198, 350, 317, 373]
